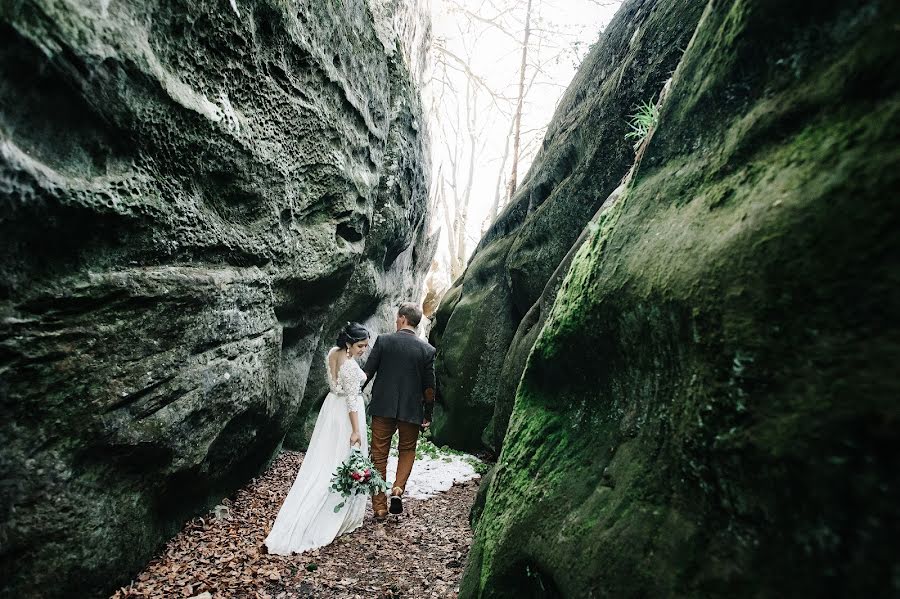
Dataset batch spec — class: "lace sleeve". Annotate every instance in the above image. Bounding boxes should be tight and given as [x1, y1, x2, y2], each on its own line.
[337, 361, 361, 413]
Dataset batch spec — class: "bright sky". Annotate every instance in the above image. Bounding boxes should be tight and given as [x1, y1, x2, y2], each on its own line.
[426, 0, 622, 287]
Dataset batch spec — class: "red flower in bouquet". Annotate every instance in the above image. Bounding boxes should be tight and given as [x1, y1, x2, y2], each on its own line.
[330, 448, 388, 512]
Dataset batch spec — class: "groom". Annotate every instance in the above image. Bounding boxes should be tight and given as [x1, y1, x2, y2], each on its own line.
[363, 302, 436, 519]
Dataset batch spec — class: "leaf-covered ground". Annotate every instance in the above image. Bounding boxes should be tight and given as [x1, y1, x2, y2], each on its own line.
[112, 451, 480, 598]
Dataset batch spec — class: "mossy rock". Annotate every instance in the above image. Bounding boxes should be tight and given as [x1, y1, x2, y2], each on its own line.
[469, 464, 497, 530]
[462, 0, 900, 596]
[430, 235, 520, 450]
[431, 0, 706, 452]
[0, 0, 431, 596]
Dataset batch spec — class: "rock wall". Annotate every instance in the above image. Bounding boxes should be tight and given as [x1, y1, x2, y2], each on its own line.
[283, 12, 437, 448]
[0, 0, 432, 596]
[461, 0, 900, 596]
[428, 0, 706, 452]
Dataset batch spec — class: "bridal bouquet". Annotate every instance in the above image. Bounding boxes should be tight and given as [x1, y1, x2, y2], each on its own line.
[329, 447, 388, 512]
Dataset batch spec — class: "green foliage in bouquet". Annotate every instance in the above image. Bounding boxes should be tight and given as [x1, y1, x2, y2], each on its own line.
[329, 448, 388, 512]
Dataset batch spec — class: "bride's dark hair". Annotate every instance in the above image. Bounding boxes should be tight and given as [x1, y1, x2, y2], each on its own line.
[336, 322, 369, 348]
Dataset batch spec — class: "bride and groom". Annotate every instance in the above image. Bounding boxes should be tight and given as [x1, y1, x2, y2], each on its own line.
[264, 302, 437, 555]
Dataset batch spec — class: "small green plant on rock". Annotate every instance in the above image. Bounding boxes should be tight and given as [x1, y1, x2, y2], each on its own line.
[624, 99, 659, 147]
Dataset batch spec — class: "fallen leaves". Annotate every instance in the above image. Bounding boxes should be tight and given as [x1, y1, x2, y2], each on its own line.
[111, 451, 479, 598]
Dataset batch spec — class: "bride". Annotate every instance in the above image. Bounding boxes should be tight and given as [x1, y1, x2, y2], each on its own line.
[264, 322, 370, 555]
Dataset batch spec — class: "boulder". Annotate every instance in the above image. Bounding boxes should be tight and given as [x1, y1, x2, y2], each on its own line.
[462, 0, 900, 596]
[430, 0, 706, 451]
[0, 0, 431, 596]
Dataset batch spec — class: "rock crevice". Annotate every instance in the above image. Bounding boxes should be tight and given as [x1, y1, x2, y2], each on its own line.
[429, 0, 706, 452]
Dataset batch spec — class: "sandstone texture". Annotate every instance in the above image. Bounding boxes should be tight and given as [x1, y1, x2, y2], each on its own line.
[0, 1, 432, 596]
[429, 0, 705, 452]
[462, 0, 899, 596]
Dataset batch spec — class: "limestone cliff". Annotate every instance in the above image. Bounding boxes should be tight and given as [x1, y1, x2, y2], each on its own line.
[429, 0, 706, 451]
[0, 0, 432, 596]
[462, 0, 899, 596]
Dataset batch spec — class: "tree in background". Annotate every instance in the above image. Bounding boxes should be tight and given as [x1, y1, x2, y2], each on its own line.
[426, 0, 616, 292]
[506, 0, 532, 203]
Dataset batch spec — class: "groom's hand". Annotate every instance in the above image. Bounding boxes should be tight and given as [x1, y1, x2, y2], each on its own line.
[422, 388, 435, 431]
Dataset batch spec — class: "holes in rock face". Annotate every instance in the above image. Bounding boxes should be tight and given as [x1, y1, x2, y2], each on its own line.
[280, 324, 307, 355]
[296, 193, 339, 224]
[253, 4, 281, 46]
[382, 236, 407, 270]
[0, 24, 134, 178]
[336, 221, 364, 243]
[265, 41, 314, 97]
[201, 170, 268, 225]
[280, 208, 292, 227]
[294, 183, 369, 243]
[269, 62, 295, 95]
[272, 264, 354, 326]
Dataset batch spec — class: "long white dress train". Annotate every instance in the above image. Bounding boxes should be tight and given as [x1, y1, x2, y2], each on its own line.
[264, 349, 368, 555]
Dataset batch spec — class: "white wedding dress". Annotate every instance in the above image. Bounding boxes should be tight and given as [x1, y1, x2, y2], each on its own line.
[264, 348, 369, 555]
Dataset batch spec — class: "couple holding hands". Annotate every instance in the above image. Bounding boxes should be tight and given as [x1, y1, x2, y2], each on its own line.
[264, 302, 436, 555]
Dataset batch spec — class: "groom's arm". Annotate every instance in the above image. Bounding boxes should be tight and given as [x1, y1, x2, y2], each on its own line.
[362, 336, 382, 389]
[422, 348, 436, 424]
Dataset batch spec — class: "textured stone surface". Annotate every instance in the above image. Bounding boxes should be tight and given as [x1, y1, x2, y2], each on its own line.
[429, 0, 705, 451]
[283, 31, 437, 448]
[462, 0, 900, 596]
[0, 1, 431, 596]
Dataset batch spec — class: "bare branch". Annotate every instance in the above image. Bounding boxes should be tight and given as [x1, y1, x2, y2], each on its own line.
[444, 0, 520, 43]
[434, 44, 517, 111]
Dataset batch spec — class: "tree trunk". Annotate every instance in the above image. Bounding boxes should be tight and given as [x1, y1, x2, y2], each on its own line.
[454, 76, 477, 275]
[507, 0, 533, 201]
[484, 115, 516, 233]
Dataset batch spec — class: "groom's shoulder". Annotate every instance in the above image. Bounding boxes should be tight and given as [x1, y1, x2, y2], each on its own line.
[412, 335, 436, 354]
[375, 331, 403, 348]
[384, 331, 434, 352]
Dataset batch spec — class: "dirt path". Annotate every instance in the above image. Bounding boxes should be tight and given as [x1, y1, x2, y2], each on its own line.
[112, 451, 479, 599]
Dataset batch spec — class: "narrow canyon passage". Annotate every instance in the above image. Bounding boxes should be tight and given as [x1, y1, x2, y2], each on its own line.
[2, 0, 897, 596]
[112, 450, 480, 599]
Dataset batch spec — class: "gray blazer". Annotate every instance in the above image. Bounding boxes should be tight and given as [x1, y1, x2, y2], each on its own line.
[363, 329, 436, 424]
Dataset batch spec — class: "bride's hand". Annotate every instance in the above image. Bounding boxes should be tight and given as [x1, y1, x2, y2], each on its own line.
[350, 431, 361, 447]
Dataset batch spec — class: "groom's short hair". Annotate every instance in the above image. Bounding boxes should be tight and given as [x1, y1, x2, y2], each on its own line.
[398, 302, 423, 327]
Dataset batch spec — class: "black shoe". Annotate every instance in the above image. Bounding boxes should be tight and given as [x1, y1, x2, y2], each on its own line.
[389, 489, 403, 514]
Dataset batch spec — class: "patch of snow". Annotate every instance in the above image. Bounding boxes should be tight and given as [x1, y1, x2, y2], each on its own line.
[384, 453, 481, 500]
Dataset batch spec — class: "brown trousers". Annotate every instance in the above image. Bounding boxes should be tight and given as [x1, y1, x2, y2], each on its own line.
[370, 415, 419, 512]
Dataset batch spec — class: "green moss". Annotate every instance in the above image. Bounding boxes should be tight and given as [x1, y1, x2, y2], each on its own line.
[431, 0, 707, 455]
[462, 0, 900, 596]
[431, 235, 520, 451]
